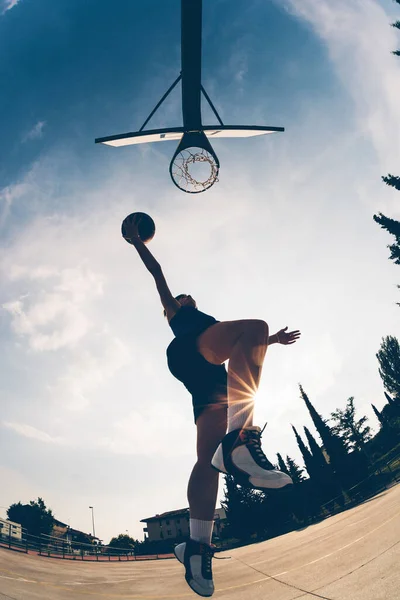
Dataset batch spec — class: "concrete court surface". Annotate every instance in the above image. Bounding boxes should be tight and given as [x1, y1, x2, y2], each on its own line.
[0, 483, 399, 600]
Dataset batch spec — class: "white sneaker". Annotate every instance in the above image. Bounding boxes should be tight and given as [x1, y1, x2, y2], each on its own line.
[211, 426, 293, 490]
[174, 539, 215, 597]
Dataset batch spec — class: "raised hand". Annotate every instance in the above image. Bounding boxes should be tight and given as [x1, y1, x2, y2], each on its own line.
[276, 326, 301, 345]
[127, 213, 143, 240]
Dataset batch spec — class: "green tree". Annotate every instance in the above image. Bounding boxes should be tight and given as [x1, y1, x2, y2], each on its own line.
[299, 385, 353, 487]
[285, 456, 305, 484]
[330, 397, 372, 453]
[221, 475, 270, 540]
[375, 2, 400, 300]
[292, 425, 315, 479]
[277, 453, 290, 475]
[108, 534, 137, 554]
[372, 403, 385, 427]
[373, 210, 400, 304]
[391, 1, 400, 56]
[303, 426, 342, 501]
[377, 336, 400, 397]
[373, 211, 400, 266]
[7, 497, 54, 537]
[304, 427, 329, 469]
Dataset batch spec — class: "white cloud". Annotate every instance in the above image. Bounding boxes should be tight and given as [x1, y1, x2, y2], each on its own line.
[22, 120, 46, 143]
[2, 263, 103, 351]
[99, 401, 193, 457]
[284, 0, 400, 175]
[1, 0, 21, 15]
[0, 182, 30, 229]
[2, 421, 63, 444]
[47, 333, 132, 411]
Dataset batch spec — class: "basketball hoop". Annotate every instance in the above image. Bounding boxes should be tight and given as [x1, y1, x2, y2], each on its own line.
[170, 146, 219, 193]
[169, 130, 220, 194]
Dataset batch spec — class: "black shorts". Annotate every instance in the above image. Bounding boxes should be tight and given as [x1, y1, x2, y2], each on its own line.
[167, 334, 228, 423]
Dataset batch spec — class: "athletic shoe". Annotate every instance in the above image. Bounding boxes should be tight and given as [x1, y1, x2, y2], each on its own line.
[211, 426, 293, 490]
[174, 538, 216, 597]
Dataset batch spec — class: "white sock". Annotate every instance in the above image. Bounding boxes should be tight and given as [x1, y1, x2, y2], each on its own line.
[190, 518, 214, 545]
[227, 400, 254, 432]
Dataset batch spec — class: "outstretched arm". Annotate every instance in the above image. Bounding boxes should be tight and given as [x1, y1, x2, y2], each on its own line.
[269, 327, 301, 345]
[129, 218, 181, 317]
[130, 234, 161, 275]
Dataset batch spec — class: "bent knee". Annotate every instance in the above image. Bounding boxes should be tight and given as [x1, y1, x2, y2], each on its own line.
[242, 319, 269, 340]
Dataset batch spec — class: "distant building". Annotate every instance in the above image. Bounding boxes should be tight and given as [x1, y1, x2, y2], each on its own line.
[52, 519, 100, 546]
[140, 507, 227, 542]
[0, 518, 22, 540]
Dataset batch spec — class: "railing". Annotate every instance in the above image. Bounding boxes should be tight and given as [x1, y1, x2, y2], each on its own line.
[0, 529, 174, 561]
[316, 447, 400, 518]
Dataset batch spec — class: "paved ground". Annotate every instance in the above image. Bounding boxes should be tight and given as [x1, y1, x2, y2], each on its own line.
[0, 483, 399, 600]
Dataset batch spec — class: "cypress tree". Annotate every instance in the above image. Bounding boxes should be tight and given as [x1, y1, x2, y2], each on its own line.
[285, 456, 305, 484]
[373, 212, 400, 265]
[304, 426, 342, 499]
[384, 391, 400, 406]
[377, 336, 400, 398]
[299, 385, 352, 487]
[381, 175, 400, 192]
[392, 0, 400, 57]
[291, 425, 316, 479]
[304, 427, 329, 468]
[220, 475, 261, 540]
[372, 404, 385, 426]
[277, 453, 290, 475]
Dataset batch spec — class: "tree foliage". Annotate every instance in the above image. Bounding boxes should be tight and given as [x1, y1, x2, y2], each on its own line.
[108, 534, 137, 554]
[7, 497, 54, 537]
[330, 397, 372, 452]
[377, 336, 400, 398]
[285, 456, 305, 483]
[220, 475, 294, 541]
[392, 1, 400, 54]
[373, 211, 400, 265]
[292, 425, 315, 479]
[299, 385, 353, 487]
[220, 475, 265, 540]
[277, 453, 290, 475]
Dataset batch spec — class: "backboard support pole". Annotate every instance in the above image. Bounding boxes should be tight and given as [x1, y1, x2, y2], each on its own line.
[139, 74, 182, 132]
[201, 85, 224, 127]
[181, 0, 202, 129]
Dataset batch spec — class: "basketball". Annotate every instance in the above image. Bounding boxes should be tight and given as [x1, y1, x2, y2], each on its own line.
[121, 212, 156, 244]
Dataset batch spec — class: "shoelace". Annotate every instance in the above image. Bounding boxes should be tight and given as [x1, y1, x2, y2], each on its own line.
[201, 545, 213, 575]
[241, 422, 275, 470]
[198, 543, 231, 572]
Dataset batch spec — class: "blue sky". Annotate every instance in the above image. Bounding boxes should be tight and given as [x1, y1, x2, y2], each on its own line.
[0, 0, 399, 543]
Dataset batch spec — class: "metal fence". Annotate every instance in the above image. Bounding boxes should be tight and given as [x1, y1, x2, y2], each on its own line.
[317, 446, 400, 517]
[0, 528, 173, 561]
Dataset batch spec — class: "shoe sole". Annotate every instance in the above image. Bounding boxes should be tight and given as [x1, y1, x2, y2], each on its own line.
[211, 462, 293, 492]
[173, 547, 214, 598]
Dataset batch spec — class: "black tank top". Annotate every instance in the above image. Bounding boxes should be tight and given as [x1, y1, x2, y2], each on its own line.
[169, 306, 219, 337]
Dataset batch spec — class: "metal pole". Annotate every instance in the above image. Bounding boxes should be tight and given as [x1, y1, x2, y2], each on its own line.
[89, 506, 96, 539]
[181, 0, 203, 128]
[139, 74, 182, 132]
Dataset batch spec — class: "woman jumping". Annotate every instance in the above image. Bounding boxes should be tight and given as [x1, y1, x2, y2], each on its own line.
[129, 218, 301, 597]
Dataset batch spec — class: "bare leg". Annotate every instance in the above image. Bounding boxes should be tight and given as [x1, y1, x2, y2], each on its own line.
[187, 463, 220, 521]
[196, 320, 269, 429]
[187, 404, 227, 520]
